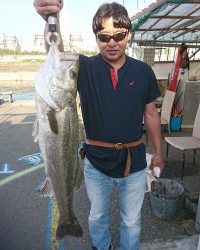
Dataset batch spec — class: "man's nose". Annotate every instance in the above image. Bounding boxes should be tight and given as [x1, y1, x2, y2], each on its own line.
[108, 38, 116, 45]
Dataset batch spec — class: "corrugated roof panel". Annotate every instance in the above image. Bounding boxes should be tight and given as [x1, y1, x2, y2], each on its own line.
[153, 19, 177, 28]
[130, 0, 200, 46]
[194, 9, 200, 15]
[139, 19, 156, 28]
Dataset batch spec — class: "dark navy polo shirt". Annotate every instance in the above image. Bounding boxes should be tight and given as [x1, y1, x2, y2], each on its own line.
[78, 53, 160, 178]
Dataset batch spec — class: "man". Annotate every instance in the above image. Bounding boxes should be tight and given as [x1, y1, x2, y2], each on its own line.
[34, 1, 164, 249]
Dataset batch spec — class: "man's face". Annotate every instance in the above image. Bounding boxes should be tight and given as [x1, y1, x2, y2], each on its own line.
[96, 17, 130, 64]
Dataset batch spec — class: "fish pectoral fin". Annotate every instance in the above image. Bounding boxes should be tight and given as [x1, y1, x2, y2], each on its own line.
[47, 108, 59, 134]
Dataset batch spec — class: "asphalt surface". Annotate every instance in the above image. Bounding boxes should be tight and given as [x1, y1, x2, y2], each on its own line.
[0, 100, 199, 250]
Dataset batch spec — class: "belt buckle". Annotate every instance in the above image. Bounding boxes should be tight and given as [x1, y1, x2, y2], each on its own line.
[115, 143, 124, 150]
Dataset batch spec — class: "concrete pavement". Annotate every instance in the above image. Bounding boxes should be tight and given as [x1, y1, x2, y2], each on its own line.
[0, 100, 200, 250]
[140, 234, 199, 250]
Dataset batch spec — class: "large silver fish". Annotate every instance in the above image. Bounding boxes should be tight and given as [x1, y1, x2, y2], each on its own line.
[33, 41, 83, 239]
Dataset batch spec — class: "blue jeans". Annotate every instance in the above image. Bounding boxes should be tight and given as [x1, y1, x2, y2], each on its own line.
[84, 157, 146, 250]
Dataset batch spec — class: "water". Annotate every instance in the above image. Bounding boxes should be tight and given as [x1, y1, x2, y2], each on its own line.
[0, 90, 36, 102]
[13, 90, 36, 101]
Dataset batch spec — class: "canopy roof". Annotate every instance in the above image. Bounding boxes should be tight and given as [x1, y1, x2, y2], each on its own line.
[130, 0, 200, 47]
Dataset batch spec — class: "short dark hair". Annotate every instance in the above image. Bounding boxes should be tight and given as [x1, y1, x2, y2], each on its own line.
[92, 2, 132, 34]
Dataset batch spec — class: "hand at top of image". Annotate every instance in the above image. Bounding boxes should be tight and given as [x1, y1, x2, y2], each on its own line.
[33, 0, 63, 21]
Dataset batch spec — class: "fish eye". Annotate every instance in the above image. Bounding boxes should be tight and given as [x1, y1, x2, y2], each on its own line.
[69, 69, 76, 79]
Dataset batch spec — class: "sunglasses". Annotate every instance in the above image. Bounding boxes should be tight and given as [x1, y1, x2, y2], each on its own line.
[97, 31, 128, 43]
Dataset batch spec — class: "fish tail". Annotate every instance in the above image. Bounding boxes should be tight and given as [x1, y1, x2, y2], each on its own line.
[56, 218, 83, 239]
[36, 178, 53, 197]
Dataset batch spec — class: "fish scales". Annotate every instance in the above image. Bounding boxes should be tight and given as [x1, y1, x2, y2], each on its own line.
[33, 41, 83, 239]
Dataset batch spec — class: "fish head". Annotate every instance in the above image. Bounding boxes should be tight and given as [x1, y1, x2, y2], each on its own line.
[64, 59, 79, 94]
[50, 59, 79, 109]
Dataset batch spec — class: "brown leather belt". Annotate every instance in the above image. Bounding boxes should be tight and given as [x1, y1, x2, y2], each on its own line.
[86, 139, 142, 177]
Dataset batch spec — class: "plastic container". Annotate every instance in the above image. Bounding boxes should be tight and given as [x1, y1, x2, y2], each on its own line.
[149, 178, 185, 220]
[170, 116, 182, 132]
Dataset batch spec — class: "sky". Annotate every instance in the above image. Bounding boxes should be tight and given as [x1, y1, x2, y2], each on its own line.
[0, 0, 153, 50]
